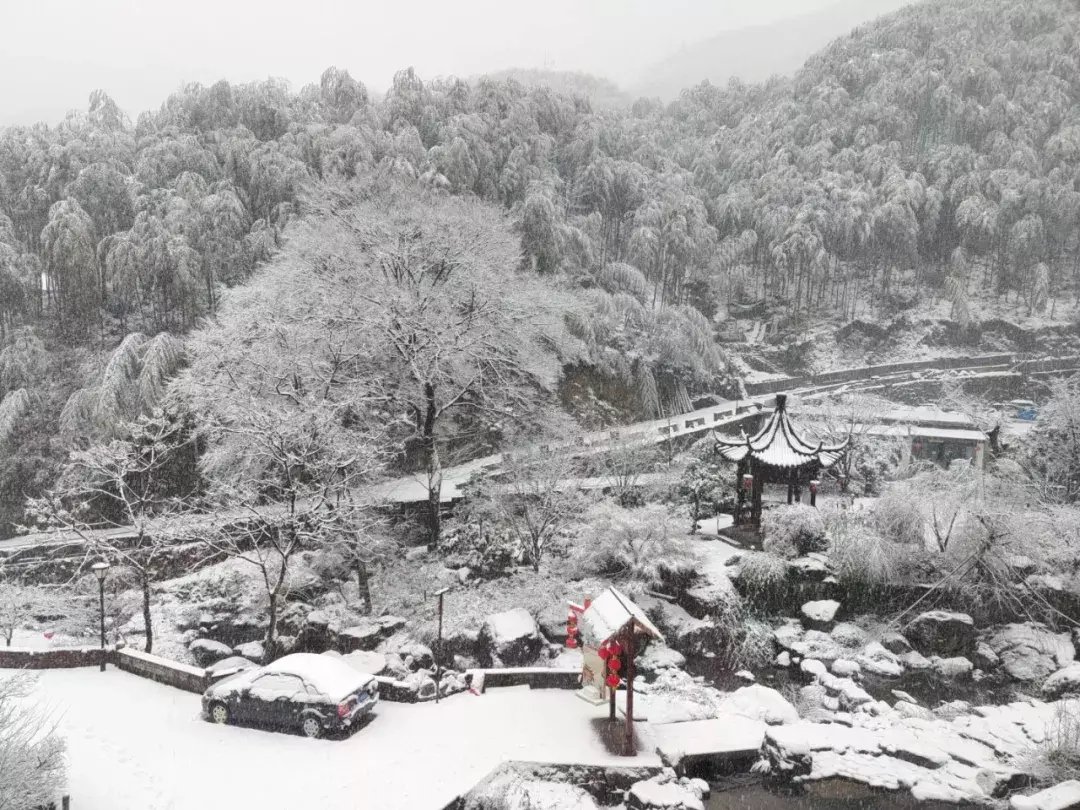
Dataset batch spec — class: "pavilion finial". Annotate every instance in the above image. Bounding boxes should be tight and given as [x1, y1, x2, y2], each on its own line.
[775, 394, 788, 411]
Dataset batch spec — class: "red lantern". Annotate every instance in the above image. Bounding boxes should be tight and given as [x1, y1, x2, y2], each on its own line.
[607, 655, 621, 671]
[566, 624, 578, 636]
[605, 673, 620, 688]
[567, 612, 577, 625]
[597, 644, 611, 660]
[742, 473, 754, 491]
[809, 479, 819, 495]
[609, 640, 623, 656]
[566, 636, 578, 649]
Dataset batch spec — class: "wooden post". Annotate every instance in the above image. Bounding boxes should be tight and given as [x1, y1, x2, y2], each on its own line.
[624, 630, 636, 756]
[609, 671, 616, 721]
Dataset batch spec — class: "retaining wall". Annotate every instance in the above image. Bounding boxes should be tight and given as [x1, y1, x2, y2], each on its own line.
[115, 647, 210, 693]
[0, 646, 107, 669]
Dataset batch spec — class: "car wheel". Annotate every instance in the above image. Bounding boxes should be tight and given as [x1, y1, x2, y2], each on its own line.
[300, 716, 322, 739]
[209, 702, 230, 725]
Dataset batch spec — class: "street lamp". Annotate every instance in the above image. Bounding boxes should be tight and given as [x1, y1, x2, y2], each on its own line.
[433, 587, 450, 704]
[91, 561, 110, 672]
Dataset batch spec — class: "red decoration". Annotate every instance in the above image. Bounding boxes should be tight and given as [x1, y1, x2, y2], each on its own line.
[43, 630, 54, 640]
[809, 479, 819, 495]
[607, 655, 621, 671]
[566, 613, 577, 625]
[597, 645, 611, 660]
[605, 673, 620, 688]
[609, 640, 623, 656]
[566, 624, 578, 636]
[742, 473, 754, 491]
[566, 636, 578, 649]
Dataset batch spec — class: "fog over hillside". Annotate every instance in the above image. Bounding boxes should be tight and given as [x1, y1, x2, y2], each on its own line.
[632, 0, 916, 100]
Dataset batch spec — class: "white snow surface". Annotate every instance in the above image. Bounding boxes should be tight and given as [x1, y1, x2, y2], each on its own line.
[264, 652, 374, 700]
[14, 668, 660, 810]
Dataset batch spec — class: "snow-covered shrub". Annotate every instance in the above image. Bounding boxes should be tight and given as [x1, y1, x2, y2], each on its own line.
[827, 516, 921, 609]
[1023, 700, 1080, 784]
[573, 502, 688, 582]
[761, 505, 827, 558]
[736, 551, 789, 611]
[872, 492, 925, 546]
[713, 601, 775, 670]
[0, 673, 65, 809]
[440, 522, 524, 579]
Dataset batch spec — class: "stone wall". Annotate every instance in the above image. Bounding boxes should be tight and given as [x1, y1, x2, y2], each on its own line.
[115, 648, 210, 693]
[0, 646, 107, 669]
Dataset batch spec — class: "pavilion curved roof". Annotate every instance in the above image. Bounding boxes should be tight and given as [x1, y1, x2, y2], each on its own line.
[715, 394, 848, 469]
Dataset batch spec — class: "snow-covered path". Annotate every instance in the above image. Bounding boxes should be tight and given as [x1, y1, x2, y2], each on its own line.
[18, 668, 661, 810]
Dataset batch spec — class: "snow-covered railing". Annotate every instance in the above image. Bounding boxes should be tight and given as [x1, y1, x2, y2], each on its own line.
[466, 667, 580, 692]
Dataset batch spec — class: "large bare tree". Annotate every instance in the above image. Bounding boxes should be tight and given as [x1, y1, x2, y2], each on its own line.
[304, 180, 571, 548]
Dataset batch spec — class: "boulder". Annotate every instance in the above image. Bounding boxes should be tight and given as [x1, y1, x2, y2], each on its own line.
[801, 658, 828, 679]
[831, 623, 870, 650]
[376, 615, 407, 635]
[832, 659, 861, 677]
[775, 651, 792, 668]
[933, 656, 974, 679]
[652, 602, 719, 656]
[904, 611, 976, 657]
[188, 638, 233, 667]
[206, 656, 256, 677]
[466, 774, 599, 810]
[636, 644, 687, 678]
[343, 651, 388, 677]
[790, 630, 844, 664]
[857, 642, 903, 678]
[627, 776, 705, 810]
[894, 701, 934, 721]
[987, 623, 1075, 683]
[789, 556, 831, 583]
[233, 640, 265, 663]
[773, 620, 805, 651]
[717, 684, 799, 725]
[396, 641, 435, 671]
[881, 631, 912, 655]
[340, 621, 383, 652]
[1010, 780, 1080, 810]
[1043, 663, 1080, 699]
[974, 641, 1001, 670]
[479, 608, 543, 666]
[899, 650, 933, 671]
[801, 600, 841, 631]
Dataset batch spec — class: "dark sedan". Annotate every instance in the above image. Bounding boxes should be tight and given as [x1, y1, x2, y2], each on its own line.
[202, 653, 379, 738]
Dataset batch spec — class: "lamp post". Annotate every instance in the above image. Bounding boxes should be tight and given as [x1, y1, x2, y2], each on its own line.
[433, 587, 450, 704]
[91, 561, 110, 671]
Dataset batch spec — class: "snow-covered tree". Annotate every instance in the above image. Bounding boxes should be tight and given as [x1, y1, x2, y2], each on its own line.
[0, 673, 65, 810]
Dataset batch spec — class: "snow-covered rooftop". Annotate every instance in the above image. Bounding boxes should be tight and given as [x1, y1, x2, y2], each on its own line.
[579, 587, 664, 648]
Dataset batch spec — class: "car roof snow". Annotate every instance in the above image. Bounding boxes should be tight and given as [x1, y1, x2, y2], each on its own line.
[263, 653, 373, 700]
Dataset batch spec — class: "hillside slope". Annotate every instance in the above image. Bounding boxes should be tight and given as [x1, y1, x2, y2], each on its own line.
[633, 0, 914, 100]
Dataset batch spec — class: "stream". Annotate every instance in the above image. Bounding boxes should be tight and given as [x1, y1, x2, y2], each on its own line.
[706, 778, 962, 810]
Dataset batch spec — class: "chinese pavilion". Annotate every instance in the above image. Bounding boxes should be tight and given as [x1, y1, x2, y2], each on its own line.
[715, 394, 848, 526]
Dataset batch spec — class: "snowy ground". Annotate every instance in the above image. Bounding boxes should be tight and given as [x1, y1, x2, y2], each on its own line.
[17, 667, 661, 810]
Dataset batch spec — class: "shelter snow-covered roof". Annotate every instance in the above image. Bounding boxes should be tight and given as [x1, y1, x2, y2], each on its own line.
[578, 587, 664, 648]
[714, 394, 848, 469]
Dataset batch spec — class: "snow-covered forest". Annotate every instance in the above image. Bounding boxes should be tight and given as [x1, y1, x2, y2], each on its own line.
[4, 0, 1080, 808]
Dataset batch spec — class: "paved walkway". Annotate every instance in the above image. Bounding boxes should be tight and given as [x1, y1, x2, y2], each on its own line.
[17, 668, 662, 810]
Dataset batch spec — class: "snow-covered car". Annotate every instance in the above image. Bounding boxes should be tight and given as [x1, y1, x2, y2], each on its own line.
[202, 653, 379, 738]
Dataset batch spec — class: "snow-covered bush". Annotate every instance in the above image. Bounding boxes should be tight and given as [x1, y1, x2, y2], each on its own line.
[871, 492, 925, 546]
[573, 502, 688, 582]
[761, 505, 827, 558]
[440, 522, 524, 579]
[713, 601, 775, 670]
[0, 673, 65, 809]
[1023, 700, 1080, 784]
[827, 514, 922, 608]
[736, 551, 789, 611]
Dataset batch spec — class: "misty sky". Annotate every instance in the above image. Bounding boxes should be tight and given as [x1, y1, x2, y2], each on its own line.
[3, 0, 856, 126]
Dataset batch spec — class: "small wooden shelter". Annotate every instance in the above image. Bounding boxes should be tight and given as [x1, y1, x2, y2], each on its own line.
[715, 394, 848, 526]
[567, 587, 664, 756]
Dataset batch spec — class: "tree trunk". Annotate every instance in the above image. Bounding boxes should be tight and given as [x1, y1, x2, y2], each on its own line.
[141, 573, 153, 654]
[355, 560, 372, 615]
[423, 382, 442, 551]
[266, 591, 279, 659]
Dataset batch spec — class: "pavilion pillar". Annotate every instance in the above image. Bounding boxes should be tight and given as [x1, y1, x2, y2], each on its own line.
[794, 469, 802, 504]
[787, 469, 794, 505]
[734, 461, 745, 527]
